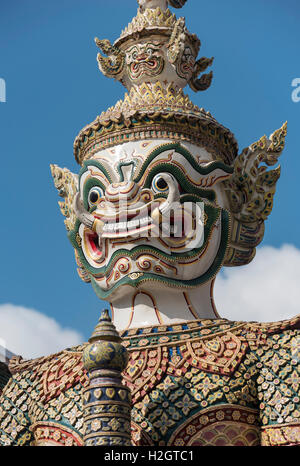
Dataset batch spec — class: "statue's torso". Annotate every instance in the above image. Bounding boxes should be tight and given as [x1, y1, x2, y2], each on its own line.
[0, 316, 299, 446]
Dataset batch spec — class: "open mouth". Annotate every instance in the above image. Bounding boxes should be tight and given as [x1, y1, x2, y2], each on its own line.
[83, 204, 201, 265]
[83, 213, 156, 263]
[82, 198, 203, 267]
[84, 230, 103, 261]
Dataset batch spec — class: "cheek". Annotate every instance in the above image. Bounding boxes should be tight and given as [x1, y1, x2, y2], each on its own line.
[125, 49, 138, 65]
[188, 56, 195, 67]
[211, 184, 228, 210]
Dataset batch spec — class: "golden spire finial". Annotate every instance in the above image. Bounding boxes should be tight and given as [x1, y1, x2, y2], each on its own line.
[137, 0, 187, 12]
[82, 310, 131, 446]
[95, 0, 212, 94]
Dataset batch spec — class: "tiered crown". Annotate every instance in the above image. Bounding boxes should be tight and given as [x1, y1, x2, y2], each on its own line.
[74, 0, 238, 166]
[95, 0, 213, 93]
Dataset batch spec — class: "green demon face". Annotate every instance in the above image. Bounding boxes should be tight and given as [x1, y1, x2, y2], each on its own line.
[52, 141, 233, 302]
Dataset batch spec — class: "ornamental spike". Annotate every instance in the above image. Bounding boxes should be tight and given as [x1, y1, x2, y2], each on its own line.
[137, 0, 187, 12]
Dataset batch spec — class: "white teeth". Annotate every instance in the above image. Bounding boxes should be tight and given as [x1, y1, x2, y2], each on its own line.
[102, 216, 152, 232]
[127, 219, 139, 228]
[140, 217, 150, 225]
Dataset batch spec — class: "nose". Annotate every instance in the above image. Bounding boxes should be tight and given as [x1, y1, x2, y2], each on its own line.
[137, 53, 147, 61]
[105, 181, 139, 204]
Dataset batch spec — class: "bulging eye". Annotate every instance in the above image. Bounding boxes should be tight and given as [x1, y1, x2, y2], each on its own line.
[152, 174, 170, 193]
[146, 47, 154, 57]
[88, 187, 104, 206]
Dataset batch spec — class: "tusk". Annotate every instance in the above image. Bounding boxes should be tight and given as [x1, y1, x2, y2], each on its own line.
[151, 174, 180, 224]
[92, 218, 105, 238]
[159, 174, 180, 213]
[73, 193, 104, 236]
[151, 206, 162, 226]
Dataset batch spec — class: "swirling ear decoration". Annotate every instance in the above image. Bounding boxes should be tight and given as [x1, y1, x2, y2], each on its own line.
[189, 57, 214, 92]
[50, 165, 91, 283]
[95, 38, 125, 79]
[50, 164, 78, 232]
[167, 17, 186, 64]
[167, 17, 213, 92]
[224, 122, 287, 266]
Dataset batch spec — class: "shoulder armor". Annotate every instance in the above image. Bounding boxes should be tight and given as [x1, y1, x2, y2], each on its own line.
[244, 314, 300, 335]
[9, 345, 87, 403]
[8, 344, 86, 375]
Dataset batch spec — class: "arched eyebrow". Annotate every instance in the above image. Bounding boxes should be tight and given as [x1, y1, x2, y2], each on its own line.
[79, 160, 113, 184]
[133, 142, 233, 183]
[142, 163, 216, 202]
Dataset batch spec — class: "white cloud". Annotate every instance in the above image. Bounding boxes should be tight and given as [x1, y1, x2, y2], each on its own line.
[215, 244, 300, 323]
[0, 244, 299, 360]
[0, 304, 84, 360]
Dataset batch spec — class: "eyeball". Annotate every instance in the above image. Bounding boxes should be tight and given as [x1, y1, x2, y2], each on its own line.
[152, 174, 170, 193]
[88, 187, 104, 206]
[146, 47, 154, 57]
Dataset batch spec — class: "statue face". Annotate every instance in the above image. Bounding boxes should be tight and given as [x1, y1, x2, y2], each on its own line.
[120, 37, 197, 90]
[68, 140, 232, 301]
[176, 46, 196, 80]
[125, 40, 165, 81]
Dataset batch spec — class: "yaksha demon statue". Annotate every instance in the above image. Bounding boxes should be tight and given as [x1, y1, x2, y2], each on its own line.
[0, 0, 299, 447]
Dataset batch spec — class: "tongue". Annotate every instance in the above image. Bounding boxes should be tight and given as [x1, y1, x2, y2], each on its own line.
[88, 232, 102, 256]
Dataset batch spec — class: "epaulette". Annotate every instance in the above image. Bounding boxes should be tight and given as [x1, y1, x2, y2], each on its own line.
[8, 344, 85, 375]
[244, 313, 300, 335]
[238, 314, 300, 349]
[8, 345, 88, 403]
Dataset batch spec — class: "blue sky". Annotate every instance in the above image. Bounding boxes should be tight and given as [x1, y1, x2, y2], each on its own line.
[0, 0, 300, 354]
